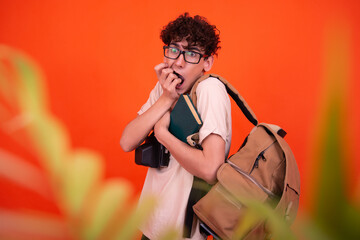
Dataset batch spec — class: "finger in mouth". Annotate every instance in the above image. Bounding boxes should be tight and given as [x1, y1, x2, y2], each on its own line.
[173, 71, 184, 84]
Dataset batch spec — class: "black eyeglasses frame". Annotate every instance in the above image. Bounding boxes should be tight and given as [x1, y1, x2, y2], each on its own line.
[163, 46, 208, 64]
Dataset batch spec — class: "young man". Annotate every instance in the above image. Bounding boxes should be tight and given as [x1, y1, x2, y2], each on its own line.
[120, 13, 232, 239]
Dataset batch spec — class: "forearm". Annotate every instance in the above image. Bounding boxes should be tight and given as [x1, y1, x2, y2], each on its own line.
[155, 128, 225, 184]
[120, 96, 174, 152]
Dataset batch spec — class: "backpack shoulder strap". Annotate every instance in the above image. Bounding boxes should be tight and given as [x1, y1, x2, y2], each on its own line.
[189, 74, 258, 126]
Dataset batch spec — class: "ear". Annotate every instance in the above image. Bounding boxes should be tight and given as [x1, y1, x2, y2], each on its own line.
[203, 55, 214, 72]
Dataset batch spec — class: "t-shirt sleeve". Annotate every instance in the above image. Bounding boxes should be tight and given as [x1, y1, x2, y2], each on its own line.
[137, 81, 163, 115]
[196, 77, 232, 144]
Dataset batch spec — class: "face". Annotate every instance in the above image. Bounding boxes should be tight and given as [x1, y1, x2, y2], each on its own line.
[164, 39, 214, 94]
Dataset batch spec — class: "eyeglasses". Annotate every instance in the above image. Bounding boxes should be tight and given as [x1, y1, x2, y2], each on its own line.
[163, 46, 207, 64]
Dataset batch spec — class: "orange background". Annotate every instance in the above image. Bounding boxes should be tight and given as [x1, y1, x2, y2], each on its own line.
[0, 0, 359, 216]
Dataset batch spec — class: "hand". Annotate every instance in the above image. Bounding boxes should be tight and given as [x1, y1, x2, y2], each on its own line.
[154, 62, 182, 101]
[154, 111, 171, 143]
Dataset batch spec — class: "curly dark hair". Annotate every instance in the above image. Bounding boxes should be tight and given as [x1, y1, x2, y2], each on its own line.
[160, 13, 221, 57]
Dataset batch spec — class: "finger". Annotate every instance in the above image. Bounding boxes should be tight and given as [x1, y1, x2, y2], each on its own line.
[161, 68, 174, 77]
[162, 70, 177, 86]
[154, 63, 169, 81]
[154, 62, 168, 73]
[158, 68, 171, 86]
[169, 78, 182, 88]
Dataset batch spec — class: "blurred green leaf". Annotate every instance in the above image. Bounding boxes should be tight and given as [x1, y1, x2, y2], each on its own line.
[84, 179, 133, 240]
[233, 207, 262, 239]
[0, 44, 162, 240]
[0, 44, 70, 182]
[156, 228, 180, 240]
[29, 114, 70, 183]
[0, 209, 71, 240]
[60, 149, 103, 218]
[113, 196, 158, 240]
[294, 215, 331, 240]
[240, 199, 297, 240]
[0, 148, 51, 199]
[0, 45, 18, 108]
[13, 48, 48, 116]
[313, 20, 360, 240]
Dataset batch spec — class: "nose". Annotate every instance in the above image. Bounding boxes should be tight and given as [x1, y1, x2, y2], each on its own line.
[174, 52, 185, 68]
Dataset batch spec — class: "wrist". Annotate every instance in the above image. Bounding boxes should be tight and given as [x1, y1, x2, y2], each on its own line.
[154, 126, 169, 145]
[158, 93, 177, 109]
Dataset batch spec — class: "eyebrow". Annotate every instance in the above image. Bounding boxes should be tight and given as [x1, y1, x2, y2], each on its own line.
[169, 43, 201, 52]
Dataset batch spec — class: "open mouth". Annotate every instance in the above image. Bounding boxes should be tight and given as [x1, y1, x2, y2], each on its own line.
[173, 71, 185, 85]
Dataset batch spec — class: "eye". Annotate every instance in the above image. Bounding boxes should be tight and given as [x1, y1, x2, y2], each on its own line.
[186, 51, 197, 57]
[170, 47, 179, 54]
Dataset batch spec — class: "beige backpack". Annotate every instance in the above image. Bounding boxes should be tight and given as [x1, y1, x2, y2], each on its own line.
[184, 74, 301, 240]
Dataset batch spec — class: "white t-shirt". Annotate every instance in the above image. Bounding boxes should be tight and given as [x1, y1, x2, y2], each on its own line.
[137, 76, 232, 240]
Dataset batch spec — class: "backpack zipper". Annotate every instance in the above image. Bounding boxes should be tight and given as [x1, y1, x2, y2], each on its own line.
[227, 160, 276, 198]
[250, 141, 277, 174]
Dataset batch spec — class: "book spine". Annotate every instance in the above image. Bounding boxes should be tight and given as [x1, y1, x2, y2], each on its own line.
[183, 95, 202, 125]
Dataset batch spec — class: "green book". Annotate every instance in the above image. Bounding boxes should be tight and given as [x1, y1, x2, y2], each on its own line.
[169, 94, 203, 144]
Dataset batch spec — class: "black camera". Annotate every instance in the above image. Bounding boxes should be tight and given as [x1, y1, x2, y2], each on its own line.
[135, 133, 170, 168]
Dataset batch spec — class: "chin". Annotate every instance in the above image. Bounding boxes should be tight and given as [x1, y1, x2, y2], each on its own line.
[176, 90, 185, 95]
